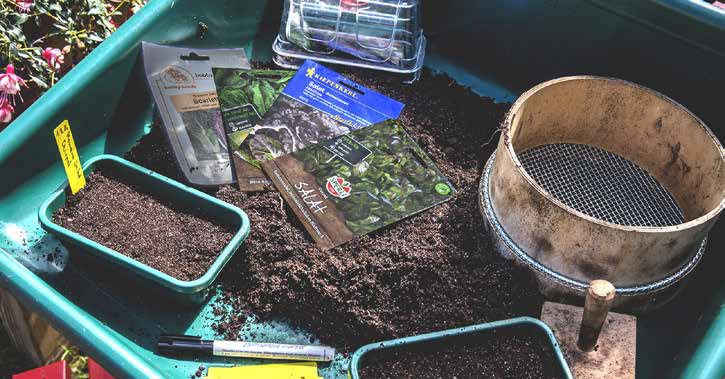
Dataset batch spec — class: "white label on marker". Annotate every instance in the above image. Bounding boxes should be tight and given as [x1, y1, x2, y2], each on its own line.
[212, 341, 334, 361]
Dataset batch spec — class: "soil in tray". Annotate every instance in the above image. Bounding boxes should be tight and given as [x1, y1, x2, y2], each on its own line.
[126, 64, 543, 350]
[52, 163, 235, 281]
[358, 327, 564, 379]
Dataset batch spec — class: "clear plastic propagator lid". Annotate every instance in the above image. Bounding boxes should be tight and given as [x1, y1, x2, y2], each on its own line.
[276, 0, 425, 76]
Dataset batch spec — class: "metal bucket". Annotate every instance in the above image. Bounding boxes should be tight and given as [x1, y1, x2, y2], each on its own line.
[479, 76, 724, 313]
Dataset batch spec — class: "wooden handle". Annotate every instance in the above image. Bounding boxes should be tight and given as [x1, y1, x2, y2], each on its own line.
[577, 279, 616, 352]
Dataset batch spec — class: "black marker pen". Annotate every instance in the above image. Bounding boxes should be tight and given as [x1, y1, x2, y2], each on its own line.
[157, 335, 335, 362]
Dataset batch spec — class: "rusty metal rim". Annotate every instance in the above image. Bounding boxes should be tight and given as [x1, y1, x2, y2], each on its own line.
[503, 75, 725, 233]
[479, 152, 706, 296]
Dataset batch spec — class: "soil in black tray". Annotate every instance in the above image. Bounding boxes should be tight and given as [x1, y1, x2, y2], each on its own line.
[358, 327, 564, 379]
[52, 163, 235, 281]
[126, 63, 543, 350]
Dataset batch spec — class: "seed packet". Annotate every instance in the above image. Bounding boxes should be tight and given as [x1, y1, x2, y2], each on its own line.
[213, 68, 296, 188]
[141, 42, 250, 186]
[232, 59, 404, 191]
[261, 119, 455, 250]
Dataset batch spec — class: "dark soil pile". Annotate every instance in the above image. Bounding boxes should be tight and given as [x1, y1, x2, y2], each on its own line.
[126, 65, 542, 350]
[358, 327, 563, 379]
[53, 164, 235, 281]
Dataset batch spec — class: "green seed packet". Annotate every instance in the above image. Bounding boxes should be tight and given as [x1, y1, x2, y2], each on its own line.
[219, 60, 404, 192]
[213, 68, 295, 189]
[261, 119, 456, 250]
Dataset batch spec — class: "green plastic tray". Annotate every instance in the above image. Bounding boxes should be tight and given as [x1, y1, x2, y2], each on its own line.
[0, 0, 723, 378]
[38, 154, 250, 304]
[349, 317, 573, 379]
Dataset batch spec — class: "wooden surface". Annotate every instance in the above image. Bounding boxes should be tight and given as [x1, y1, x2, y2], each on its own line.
[542, 301, 636, 379]
[0, 288, 67, 365]
[578, 280, 616, 352]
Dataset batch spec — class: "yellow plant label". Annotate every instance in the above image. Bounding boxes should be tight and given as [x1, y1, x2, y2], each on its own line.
[54, 120, 86, 194]
[206, 362, 321, 379]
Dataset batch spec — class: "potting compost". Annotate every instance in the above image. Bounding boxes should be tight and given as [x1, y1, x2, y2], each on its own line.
[141, 42, 250, 186]
[52, 163, 235, 281]
[262, 119, 455, 249]
[126, 64, 543, 363]
[0, 0, 721, 377]
[358, 327, 564, 379]
[230, 60, 404, 191]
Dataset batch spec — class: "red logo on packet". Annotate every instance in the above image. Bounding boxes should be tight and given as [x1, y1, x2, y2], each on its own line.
[326, 176, 352, 199]
[341, 0, 367, 10]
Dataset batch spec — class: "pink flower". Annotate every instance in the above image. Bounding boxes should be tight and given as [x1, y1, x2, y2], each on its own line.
[109, 18, 119, 29]
[0, 65, 27, 101]
[0, 65, 28, 107]
[0, 99, 14, 124]
[15, 0, 33, 13]
[41, 47, 64, 71]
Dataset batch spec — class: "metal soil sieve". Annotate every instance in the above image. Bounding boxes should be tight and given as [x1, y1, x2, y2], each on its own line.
[479, 76, 724, 313]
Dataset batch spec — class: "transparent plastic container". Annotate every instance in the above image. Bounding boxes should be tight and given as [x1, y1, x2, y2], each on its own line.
[275, 0, 426, 77]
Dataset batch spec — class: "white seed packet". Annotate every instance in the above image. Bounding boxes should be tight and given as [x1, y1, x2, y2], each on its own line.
[141, 42, 250, 186]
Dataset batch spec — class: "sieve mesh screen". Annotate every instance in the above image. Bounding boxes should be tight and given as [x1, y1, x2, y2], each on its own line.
[518, 143, 684, 227]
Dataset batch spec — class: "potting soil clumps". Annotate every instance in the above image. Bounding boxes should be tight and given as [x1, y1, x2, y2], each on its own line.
[359, 328, 564, 379]
[126, 65, 542, 351]
[52, 163, 235, 281]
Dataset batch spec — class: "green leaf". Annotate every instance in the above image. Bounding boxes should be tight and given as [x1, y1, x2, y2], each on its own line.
[14, 14, 30, 26]
[87, 34, 104, 42]
[86, 7, 104, 16]
[28, 74, 48, 89]
[251, 86, 263, 110]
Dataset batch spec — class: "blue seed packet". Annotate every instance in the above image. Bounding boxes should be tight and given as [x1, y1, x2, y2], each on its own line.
[232, 60, 404, 191]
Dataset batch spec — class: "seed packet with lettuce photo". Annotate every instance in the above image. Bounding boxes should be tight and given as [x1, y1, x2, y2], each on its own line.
[261, 119, 455, 250]
[232, 59, 404, 191]
[141, 42, 250, 186]
[213, 68, 296, 187]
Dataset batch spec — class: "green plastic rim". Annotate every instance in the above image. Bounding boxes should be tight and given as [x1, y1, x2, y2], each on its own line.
[348, 316, 573, 379]
[37, 154, 250, 298]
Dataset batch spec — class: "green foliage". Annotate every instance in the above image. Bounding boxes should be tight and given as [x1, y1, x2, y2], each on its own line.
[215, 68, 295, 116]
[214, 68, 296, 167]
[0, 0, 143, 99]
[296, 120, 455, 235]
[60, 344, 89, 379]
[227, 130, 246, 151]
